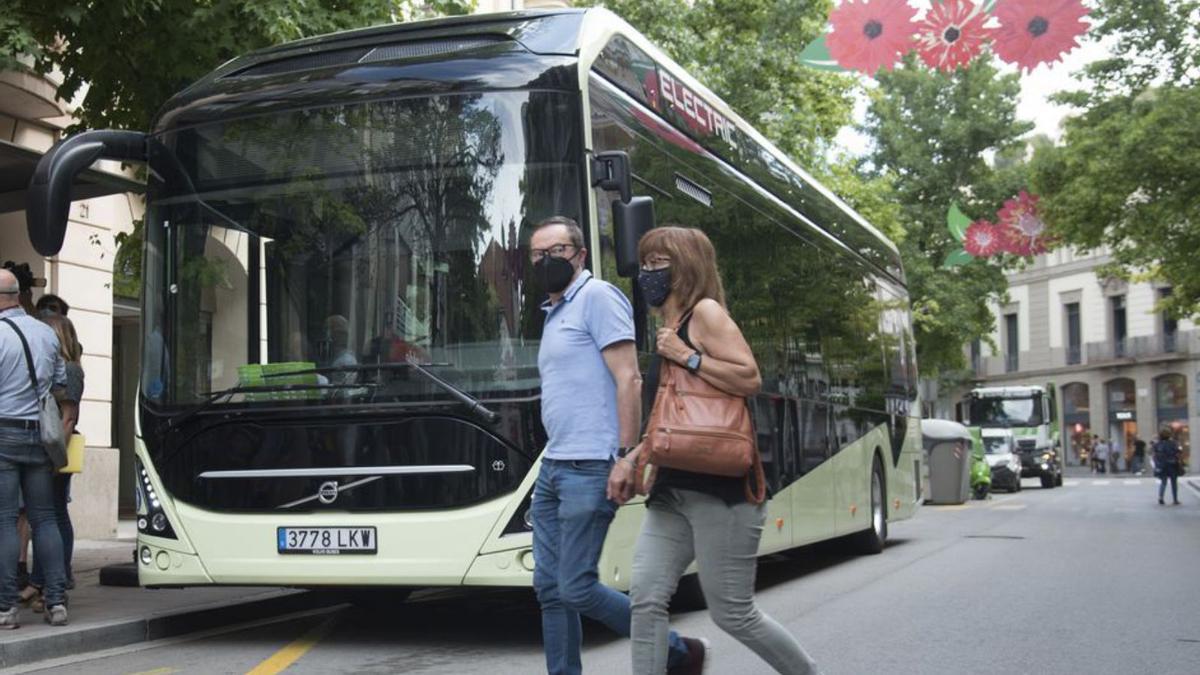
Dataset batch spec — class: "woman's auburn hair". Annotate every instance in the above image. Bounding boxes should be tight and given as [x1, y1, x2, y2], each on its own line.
[40, 312, 82, 363]
[637, 225, 726, 310]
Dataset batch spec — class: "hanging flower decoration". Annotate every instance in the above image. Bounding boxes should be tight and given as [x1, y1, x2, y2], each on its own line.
[914, 0, 992, 72]
[992, 0, 1089, 72]
[802, 0, 1091, 76]
[995, 190, 1050, 254]
[963, 220, 1004, 257]
[825, 0, 918, 75]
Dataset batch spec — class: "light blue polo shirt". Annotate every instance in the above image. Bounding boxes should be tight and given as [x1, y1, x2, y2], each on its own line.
[538, 269, 635, 460]
[0, 306, 67, 420]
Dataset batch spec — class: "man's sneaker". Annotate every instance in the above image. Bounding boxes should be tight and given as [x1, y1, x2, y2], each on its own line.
[668, 636, 710, 675]
[0, 606, 18, 630]
[44, 604, 68, 626]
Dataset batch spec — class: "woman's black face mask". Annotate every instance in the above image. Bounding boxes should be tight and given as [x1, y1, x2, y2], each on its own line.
[534, 249, 580, 293]
[637, 267, 672, 307]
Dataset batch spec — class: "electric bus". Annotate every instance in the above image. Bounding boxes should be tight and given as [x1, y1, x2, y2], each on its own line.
[26, 8, 922, 592]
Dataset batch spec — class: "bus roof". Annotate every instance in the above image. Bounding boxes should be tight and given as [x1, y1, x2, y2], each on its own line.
[157, 8, 901, 279]
[971, 385, 1047, 398]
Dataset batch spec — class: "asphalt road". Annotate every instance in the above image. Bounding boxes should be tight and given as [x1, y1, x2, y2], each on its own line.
[13, 475, 1200, 675]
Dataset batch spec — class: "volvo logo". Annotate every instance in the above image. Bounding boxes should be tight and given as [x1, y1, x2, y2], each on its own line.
[491, 460, 506, 472]
[317, 481, 339, 504]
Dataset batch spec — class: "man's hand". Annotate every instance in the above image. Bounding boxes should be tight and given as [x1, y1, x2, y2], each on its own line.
[607, 452, 638, 505]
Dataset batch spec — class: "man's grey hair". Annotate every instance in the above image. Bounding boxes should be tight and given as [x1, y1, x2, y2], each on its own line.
[0, 269, 18, 295]
[534, 216, 585, 250]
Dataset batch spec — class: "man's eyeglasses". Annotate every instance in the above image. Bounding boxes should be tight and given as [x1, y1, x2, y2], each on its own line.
[530, 243, 577, 263]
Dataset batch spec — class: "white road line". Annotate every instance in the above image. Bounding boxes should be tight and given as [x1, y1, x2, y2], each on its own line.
[1123, 479, 1142, 486]
[1064, 480, 1080, 486]
[1093, 480, 1111, 486]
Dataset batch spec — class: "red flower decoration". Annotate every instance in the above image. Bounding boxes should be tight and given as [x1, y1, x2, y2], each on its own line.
[996, 191, 1051, 255]
[914, 0, 992, 72]
[993, 0, 1089, 73]
[964, 220, 1003, 257]
[827, 0, 918, 75]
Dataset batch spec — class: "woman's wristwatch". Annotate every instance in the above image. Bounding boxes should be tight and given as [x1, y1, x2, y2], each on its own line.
[684, 351, 702, 374]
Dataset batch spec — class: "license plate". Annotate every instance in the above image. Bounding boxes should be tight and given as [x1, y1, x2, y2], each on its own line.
[277, 527, 377, 555]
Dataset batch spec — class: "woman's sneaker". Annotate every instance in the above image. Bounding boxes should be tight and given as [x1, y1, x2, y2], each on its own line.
[0, 606, 18, 630]
[44, 604, 68, 626]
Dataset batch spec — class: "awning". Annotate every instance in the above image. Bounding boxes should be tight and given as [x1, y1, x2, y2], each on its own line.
[0, 138, 144, 214]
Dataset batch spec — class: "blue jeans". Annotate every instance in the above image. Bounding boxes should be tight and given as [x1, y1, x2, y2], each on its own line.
[0, 428, 67, 609]
[531, 458, 689, 675]
[31, 473, 73, 588]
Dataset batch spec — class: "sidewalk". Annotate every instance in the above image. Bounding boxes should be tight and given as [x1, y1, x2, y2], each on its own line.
[0, 538, 334, 669]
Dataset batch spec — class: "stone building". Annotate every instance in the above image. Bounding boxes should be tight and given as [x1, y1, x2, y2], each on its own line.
[968, 247, 1196, 466]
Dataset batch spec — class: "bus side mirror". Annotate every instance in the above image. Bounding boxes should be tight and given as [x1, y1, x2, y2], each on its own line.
[613, 196, 654, 277]
[26, 130, 147, 256]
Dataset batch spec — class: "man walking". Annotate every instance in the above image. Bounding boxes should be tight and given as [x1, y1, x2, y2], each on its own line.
[1093, 437, 1109, 474]
[0, 268, 70, 628]
[529, 217, 701, 674]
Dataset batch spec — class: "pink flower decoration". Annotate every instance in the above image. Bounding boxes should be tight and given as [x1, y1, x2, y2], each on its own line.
[827, 0, 918, 75]
[964, 220, 1003, 257]
[996, 191, 1051, 255]
[914, 0, 992, 72]
[993, 0, 1089, 73]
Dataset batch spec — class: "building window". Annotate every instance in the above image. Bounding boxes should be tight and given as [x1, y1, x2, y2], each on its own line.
[1004, 313, 1019, 372]
[970, 338, 981, 373]
[1111, 295, 1127, 357]
[1161, 288, 1178, 352]
[1155, 374, 1189, 458]
[1105, 378, 1137, 459]
[1065, 302, 1081, 365]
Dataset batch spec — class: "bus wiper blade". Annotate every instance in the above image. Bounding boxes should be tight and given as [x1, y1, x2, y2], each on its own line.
[164, 382, 376, 431]
[271, 360, 501, 426]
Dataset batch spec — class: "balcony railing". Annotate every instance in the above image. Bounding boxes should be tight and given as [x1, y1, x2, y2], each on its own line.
[1085, 330, 1196, 363]
[973, 330, 1197, 378]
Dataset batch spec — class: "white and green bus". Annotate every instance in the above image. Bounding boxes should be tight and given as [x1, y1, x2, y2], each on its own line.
[27, 8, 921, 593]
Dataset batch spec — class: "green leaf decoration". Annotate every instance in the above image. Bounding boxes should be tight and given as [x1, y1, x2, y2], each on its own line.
[947, 202, 971, 242]
[799, 35, 844, 72]
[982, 0, 999, 13]
[943, 248, 973, 269]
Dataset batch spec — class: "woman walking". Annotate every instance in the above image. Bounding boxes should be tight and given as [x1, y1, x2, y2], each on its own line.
[626, 226, 819, 675]
[1152, 429, 1182, 505]
[20, 312, 84, 609]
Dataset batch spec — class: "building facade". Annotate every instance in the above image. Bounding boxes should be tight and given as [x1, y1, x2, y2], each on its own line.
[968, 247, 1197, 467]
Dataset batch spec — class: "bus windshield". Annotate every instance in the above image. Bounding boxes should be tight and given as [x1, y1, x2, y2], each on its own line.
[969, 395, 1043, 428]
[140, 90, 582, 407]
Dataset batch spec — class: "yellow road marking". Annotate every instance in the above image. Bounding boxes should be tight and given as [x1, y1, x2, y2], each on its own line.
[245, 613, 341, 675]
[126, 668, 177, 675]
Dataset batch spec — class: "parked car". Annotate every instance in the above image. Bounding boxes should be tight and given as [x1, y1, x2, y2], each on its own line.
[981, 433, 1022, 492]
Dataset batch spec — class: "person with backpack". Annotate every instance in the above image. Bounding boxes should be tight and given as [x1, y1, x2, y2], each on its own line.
[1152, 429, 1183, 505]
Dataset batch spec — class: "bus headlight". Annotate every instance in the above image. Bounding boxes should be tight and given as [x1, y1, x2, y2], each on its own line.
[135, 458, 178, 540]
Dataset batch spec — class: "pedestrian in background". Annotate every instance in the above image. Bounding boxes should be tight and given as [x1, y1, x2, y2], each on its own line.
[627, 226, 818, 675]
[1153, 429, 1182, 505]
[1131, 438, 1147, 476]
[22, 311, 84, 609]
[1092, 437, 1108, 474]
[527, 217, 700, 675]
[0, 269, 70, 628]
[1110, 441, 1122, 473]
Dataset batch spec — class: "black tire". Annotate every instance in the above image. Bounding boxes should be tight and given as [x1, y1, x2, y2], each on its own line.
[1040, 475, 1055, 489]
[1013, 476, 1022, 492]
[1055, 471, 1064, 487]
[850, 456, 887, 554]
[669, 574, 708, 612]
[973, 484, 989, 500]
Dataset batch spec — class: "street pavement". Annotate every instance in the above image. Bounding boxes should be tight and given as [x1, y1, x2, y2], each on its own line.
[6, 472, 1199, 675]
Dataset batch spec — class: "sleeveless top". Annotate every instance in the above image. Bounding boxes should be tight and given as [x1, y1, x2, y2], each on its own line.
[643, 313, 747, 505]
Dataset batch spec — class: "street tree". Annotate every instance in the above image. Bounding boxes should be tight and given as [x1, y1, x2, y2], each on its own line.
[1032, 0, 1200, 318]
[863, 53, 1033, 376]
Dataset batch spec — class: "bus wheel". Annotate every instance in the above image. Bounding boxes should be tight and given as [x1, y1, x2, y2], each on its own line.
[669, 574, 708, 612]
[850, 457, 887, 555]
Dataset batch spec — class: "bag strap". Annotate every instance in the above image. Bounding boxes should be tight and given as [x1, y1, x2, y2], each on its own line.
[743, 422, 767, 504]
[1, 318, 41, 402]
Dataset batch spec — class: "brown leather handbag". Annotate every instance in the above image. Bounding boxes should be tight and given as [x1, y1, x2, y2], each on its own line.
[635, 318, 766, 504]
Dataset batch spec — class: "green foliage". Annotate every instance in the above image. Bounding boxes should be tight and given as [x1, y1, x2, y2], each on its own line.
[581, 0, 856, 163]
[863, 54, 1034, 376]
[0, 0, 474, 132]
[1033, 0, 1200, 317]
